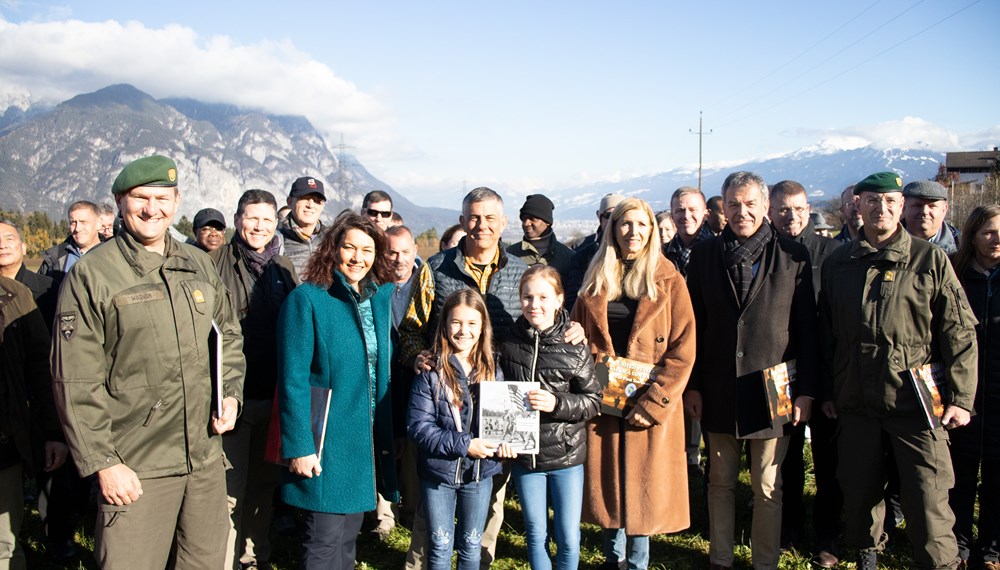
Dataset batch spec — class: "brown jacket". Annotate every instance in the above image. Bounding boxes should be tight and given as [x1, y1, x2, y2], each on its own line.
[570, 255, 696, 535]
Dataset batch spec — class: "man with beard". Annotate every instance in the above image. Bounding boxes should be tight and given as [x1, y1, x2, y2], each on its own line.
[39, 201, 103, 284]
[768, 180, 842, 567]
[209, 189, 297, 570]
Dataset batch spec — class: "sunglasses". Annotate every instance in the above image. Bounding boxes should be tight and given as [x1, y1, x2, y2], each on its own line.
[366, 208, 393, 219]
[600, 211, 613, 221]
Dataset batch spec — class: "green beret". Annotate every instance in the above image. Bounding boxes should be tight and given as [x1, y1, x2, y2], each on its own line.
[111, 155, 178, 195]
[853, 171, 903, 195]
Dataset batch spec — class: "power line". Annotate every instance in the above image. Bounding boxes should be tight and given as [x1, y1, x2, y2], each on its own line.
[717, 0, 983, 129]
[714, 0, 927, 124]
[709, 0, 885, 112]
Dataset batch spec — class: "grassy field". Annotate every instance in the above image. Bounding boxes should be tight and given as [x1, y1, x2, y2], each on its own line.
[21, 446, 926, 569]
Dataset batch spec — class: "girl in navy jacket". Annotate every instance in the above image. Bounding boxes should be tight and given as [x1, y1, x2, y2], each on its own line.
[407, 289, 514, 570]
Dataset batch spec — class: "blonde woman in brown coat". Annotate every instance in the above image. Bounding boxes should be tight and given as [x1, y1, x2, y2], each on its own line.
[570, 197, 697, 570]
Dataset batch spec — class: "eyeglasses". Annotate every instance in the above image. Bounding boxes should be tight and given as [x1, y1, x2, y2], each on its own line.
[198, 226, 224, 236]
[776, 207, 808, 216]
[863, 196, 902, 208]
[366, 208, 393, 219]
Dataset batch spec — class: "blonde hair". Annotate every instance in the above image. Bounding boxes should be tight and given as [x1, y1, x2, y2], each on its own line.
[432, 289, 496, 406]
[581, 197, 661, 301]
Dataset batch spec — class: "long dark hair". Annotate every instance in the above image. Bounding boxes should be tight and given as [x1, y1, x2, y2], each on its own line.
[432, 289, 495, 406]
[952, 204, 1000, 282]
[302, 212, 391, 286]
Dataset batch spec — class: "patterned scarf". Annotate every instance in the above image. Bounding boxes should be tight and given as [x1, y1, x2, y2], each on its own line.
[663, 223, 714, 276]
[234, 233, 282, 279]
[723, 223, 772, 306]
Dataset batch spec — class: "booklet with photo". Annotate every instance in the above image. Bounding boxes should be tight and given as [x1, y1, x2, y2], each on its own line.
[264, 386, 333, 466]
[478, 381, 540, 454]
[594, 354, 663, 417]
[735, 359, 796, 438]
[906, 362, 947, 430]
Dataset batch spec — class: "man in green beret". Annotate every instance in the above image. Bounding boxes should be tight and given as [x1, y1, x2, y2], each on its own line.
[817, 171, 977, 570]
[52, 155, 246, 569]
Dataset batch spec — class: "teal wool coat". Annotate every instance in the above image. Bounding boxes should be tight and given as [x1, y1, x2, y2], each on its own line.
[277, 273, 399, 514]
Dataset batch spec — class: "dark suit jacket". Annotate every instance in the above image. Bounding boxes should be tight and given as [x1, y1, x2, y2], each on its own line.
[14, 264, 56, 331]
[685, 231, 819, 435]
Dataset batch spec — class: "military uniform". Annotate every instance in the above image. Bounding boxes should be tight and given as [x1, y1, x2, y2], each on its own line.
[51, 156, 246, 569]
[819, 224, 977, 569]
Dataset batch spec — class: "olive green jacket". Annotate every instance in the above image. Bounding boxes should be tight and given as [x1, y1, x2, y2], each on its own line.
[51, 231, 245, 478]
[818, 226, 978, 416]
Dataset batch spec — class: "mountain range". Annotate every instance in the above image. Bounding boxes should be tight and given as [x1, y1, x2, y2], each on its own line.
[0, 84, 950, 231]
[0, 84, 458, 231]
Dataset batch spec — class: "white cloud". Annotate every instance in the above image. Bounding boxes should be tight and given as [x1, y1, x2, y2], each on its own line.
[791, 117, 984, 152]
[0, 16, 404, 161]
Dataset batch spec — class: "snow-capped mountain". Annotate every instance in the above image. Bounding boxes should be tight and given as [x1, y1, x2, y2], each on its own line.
[0, 84, 458, 231]
[546, 144, 945, 220]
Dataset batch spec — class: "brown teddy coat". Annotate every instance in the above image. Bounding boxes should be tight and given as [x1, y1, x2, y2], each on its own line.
[570, 254, 696, 535]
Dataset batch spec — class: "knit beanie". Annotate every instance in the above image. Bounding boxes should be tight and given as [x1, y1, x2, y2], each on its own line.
[520, 194, 555, 226]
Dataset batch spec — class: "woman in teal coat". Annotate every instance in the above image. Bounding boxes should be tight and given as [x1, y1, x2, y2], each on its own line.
[276, 212, 399, 570]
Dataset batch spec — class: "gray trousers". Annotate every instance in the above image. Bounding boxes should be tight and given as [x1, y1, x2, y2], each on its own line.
[838, 415, 960, 570]
[95, 458, 229, 569]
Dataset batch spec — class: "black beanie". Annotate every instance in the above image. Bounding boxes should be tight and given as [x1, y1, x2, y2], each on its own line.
[520, 194, 554, 226]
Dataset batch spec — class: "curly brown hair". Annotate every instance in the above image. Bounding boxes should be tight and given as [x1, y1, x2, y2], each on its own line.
[301, 212, 392, 286]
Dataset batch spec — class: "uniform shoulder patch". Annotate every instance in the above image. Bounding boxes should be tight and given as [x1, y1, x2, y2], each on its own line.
[58, 312, 77, 341]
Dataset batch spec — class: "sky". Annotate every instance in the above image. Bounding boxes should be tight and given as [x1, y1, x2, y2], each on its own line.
[1, 0, 998, 207]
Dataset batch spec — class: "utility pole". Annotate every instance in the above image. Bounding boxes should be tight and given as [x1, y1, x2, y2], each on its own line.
[335, 133, 355, 191]
[689, 111, 712, 193]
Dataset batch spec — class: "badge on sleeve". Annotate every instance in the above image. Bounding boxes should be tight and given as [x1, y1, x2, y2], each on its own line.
[58, 312, 77, 341]
[883, 270, 895, 282]
[192, 289, 205, 304]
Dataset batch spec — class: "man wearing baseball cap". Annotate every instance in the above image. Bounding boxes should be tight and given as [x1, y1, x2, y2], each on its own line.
[818, 171, 976, 570]
[51, 155, 246, 569]
[902, 180, 960, 255]
[191, 207, 227, 253]
[278, 176, 328, 279]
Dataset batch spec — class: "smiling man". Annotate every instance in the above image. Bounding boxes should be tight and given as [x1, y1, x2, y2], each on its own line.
[362, 190, 394, 232]
[208, 189, 297, 570]
[819, 172, 977, 570]
[279, 176, 328, 279]
[902, 180, 960, 254]
[38, 200, 103, 284]
[663, 186, 714, 277]
[506, 194, 574, 283]
[684, 171, 819, 570]
[51, 155, 246, 569]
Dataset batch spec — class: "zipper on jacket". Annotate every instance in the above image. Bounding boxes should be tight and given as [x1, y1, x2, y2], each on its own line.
[142, 400, 164, 427]
[529, 328, 540, 471]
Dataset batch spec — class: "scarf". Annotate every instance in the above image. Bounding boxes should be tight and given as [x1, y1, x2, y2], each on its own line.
[664, 224, 714, 276]
[723, 223, 772, 306]
[235, 233, 281, 279]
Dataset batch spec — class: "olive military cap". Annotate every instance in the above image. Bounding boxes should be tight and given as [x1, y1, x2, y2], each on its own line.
[112, 155, 178, 195]
[853, 171, 903, 195]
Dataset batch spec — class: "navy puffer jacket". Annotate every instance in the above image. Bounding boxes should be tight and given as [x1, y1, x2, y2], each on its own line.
[408, 356, 504, 485]
[497, 310, 601, 471]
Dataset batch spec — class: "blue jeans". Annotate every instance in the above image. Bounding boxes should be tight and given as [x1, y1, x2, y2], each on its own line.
[603, 528, 650, 570]
[421, 477, 494, 570]
[512, 463, 584, 570]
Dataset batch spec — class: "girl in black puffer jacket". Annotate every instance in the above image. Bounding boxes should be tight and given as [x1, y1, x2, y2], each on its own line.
[498, 265, 601, 570]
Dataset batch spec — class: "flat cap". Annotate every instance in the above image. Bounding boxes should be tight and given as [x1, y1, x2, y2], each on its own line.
[902, 180, 948, 201]
[193, 208, 226, 230]
[111, 155, 177, 195]
[599, 193, 625, 212]
[853, 172, 903, 195]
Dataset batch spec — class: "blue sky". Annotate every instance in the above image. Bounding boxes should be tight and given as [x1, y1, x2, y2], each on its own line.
[1, 0, 997, 207]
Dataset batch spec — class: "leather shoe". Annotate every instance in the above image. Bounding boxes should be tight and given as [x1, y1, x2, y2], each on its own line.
[814, 550, 838, 568]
